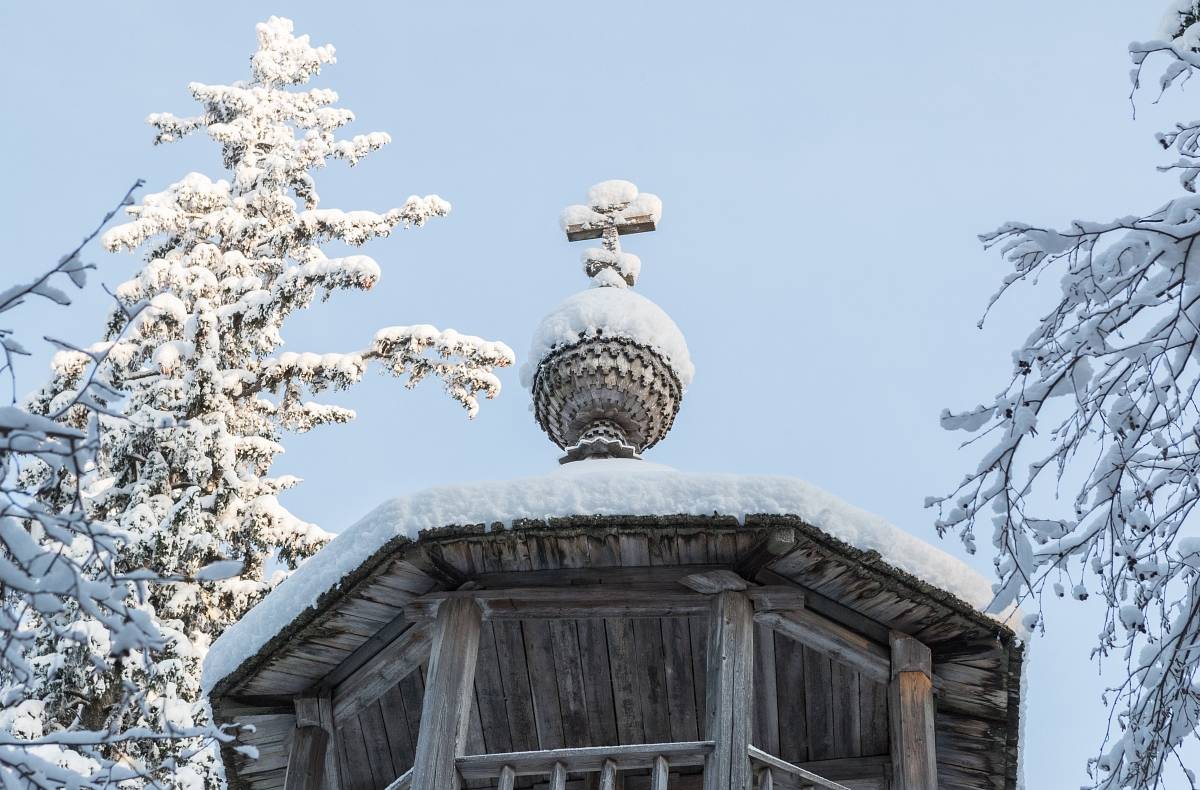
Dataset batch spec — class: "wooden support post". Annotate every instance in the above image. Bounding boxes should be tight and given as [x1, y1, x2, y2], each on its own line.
[497, 766, 516, 790]
[410, 597, 483, 790]
[550, 762, 569, 790]
[599, 759, 618, 790]
[888, 633, 937, 790]
[317, 693, 342, 790]
[704, 591, 755, 790]
[651, 755, 670, 790]
[284, 698, 328, 790]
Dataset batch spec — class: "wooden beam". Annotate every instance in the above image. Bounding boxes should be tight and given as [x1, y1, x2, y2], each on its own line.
[331, 621, 433, 723]
[703, 591, 754, 790]
[735, 528, 797, 579]
[410, 597, 483, 790]
[406, 586, 715, 621]
[755, 609, 890, 684]
[681, 570, 749, 594]
[314, 694, 342, 790]
[746, 746, 852, 790]
[888, 634, 937, 790]
[457, 742, 714, 779]
[564, 215, 657, 242]
[743, 587, 805, 613]
[283, 723, 328, 790]
[651, 755, 669, 790]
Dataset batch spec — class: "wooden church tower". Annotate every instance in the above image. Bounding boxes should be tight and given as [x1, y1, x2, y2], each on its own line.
[206, 182, 1024, 790]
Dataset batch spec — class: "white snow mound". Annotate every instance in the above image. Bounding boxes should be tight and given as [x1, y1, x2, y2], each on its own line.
[519, 288, 694, 389]
[203, 460, 1013, 692]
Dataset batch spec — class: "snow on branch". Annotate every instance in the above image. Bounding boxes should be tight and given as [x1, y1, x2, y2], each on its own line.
[933, 15, 1200, 789]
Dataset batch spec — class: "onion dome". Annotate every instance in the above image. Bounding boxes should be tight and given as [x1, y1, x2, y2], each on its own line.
[521, 180, 692, 463]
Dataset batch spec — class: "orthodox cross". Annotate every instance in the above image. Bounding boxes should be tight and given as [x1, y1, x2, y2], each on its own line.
[560, 180, 662, 286]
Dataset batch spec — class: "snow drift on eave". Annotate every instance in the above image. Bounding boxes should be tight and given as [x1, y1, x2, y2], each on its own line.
[519, 288, 695, 389]
[202, 459, 1012, 692]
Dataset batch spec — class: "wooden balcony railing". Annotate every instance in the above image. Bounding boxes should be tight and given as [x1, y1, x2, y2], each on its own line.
[384, 741, 854, 790]
[747, 745, 852, 790]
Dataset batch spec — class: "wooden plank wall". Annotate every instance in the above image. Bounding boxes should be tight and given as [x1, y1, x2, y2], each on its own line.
[333, 618, 890, 790]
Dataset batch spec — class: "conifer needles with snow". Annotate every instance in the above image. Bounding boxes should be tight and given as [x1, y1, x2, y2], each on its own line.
[933, 5, 1200, 787]
[11, 16, 513, 785]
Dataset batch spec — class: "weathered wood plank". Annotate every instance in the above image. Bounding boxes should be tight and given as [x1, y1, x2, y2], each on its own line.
[756, 609, 889, 684]
[332, 621, 433, 724]
[550, 761, 569, 790]
[774, 630, 808, 765]
[752, 622, 779, 756]
[650, 755, 669, 790]
[283, 726, 327, 790]
[703, 591, 754, 790]
[498, 765, 517, 790]
[494, 620, 540, 751]
[407, 587, 713, 621]
[634, 618, 671, 742]
[746, 745, 853, 790]
[606, 618, 646, 744]
[889, 635, 938, 790]
[474, 621, 513, 754]
[379, 684, 415, 779]
[578, 618, 619, 747]
[410, 597, 483, 790]
[662, 617, 700, 743]
[803, 647, 835, 761]
[858, 678, 889, 757]
[830, 663, 862, 759]
[457, 741, 713, 779]
[680, 570, 749, 594]
[359, 701, 397, 787]
[550, 620, 592, 745]
[336, 713, 375, 790]
[317, 695, 343, 790]
[525, 620, 566, 749]
[599, 759, 617, 790]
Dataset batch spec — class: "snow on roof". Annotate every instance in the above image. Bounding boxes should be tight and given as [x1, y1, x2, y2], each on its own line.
[203, 459, 1012, 693]
[519, 287, 695, 389]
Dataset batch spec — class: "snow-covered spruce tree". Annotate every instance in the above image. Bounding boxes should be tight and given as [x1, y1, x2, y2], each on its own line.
[20, 16, 513, 785]
[0, 185, 232, 788]
[931, 5, 1200, 788]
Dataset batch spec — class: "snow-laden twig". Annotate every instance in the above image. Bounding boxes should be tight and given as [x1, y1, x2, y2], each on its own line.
[933, 7, 1200, 787]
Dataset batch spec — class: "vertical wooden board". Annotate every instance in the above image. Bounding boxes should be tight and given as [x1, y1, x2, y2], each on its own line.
[335, 729, 353, 790]
[336, 712, 376, 790]
[473, 621, 512, 754]
[676, 531, 709, 565]
[830, 662, 863, 758]
[632, 618, 671, 742]
[661, 616, 700, 743]
[689, 616, 710, 729]
[549, 619, 592, 745]
[618, 532, 651, 566]
[577, 617, 619, 747]
[703, 592, 754, 790]
[397, 669, 426, 760]
[466, 684, 487, 757]
[493, 619, 540, 751]
[648, 528, 680, 566]
[752, 621, 779, 756]
[606, 617, 646, 744]
[358, 701, 398, 787]
[523, 619, 566, 749]
[803, 646, 836, 761]
[859, 677, 890, 756]
[379, 684, 415, 775]
[709, 531, 740, 565]
[774, 631, 808, 765]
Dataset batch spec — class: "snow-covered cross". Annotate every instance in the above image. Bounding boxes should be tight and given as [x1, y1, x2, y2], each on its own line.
[559, 179, 663, 288]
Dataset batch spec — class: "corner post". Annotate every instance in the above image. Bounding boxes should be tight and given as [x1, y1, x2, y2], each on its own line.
[704, 590, 755, 790]
[410, 596, 483, 789]
[284, 697, 329, 790]
[888, 633, 938, 790]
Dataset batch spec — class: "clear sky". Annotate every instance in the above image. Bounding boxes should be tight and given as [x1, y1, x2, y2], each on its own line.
[2, 1, 1193, 786]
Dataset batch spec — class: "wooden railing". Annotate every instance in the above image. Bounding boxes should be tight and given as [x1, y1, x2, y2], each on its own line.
[386, 741, 854, 790]
[747, 745, 852, 790]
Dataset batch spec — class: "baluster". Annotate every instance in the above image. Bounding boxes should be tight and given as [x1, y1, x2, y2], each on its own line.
[549, 761, 568, 790]
[497, 765, 515, 790]
[757, 766, 773, 790]
[650, 755, 669, 790]
[599, 758, 617, 790]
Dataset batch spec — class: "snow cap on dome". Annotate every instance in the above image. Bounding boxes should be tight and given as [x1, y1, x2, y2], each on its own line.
[520, 286, 694, 388]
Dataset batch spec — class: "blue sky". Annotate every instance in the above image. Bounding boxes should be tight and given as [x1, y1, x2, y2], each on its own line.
[2, 1, 1193, 785]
